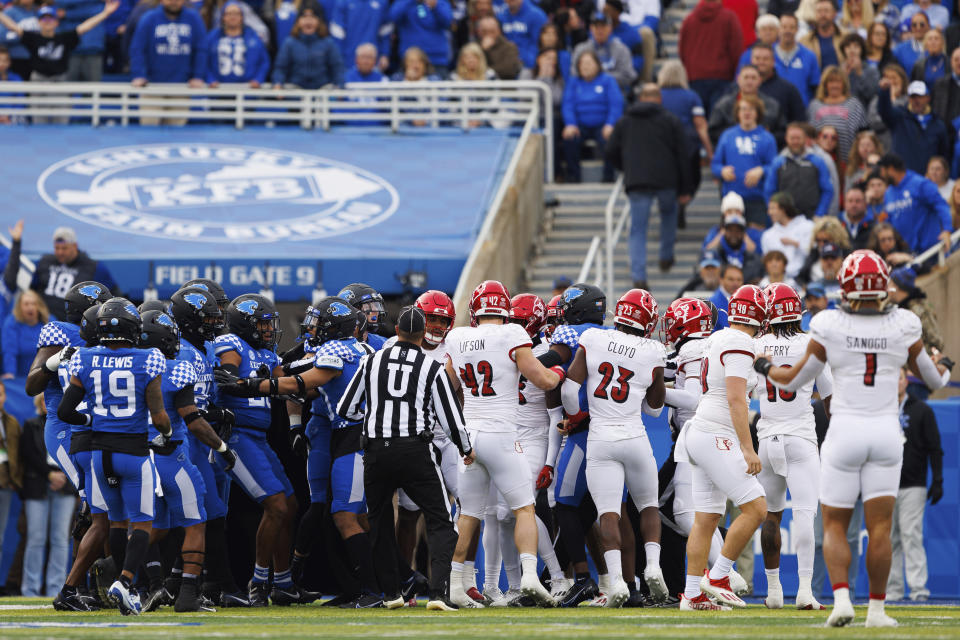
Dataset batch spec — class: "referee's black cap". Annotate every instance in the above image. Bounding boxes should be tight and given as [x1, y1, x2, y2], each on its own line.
[397, 305, 426, 335]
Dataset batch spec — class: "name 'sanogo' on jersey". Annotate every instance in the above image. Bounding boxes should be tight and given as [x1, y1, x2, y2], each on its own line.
[690, 328, 758, 437]
[446, 322, 531, 432]
[37, 320, 87, 432]
[754, 332, 830, 442]
[68, 346, 167, 435]
[580, 327, 666, 441]
[313, 337, 374, 429]
[549, 323, 609, 413]
[213, 333, 280, 430]
[809, 307, 920, 417]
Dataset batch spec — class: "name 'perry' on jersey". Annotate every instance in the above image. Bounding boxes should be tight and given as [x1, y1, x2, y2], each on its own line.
[68, 346, 167, 435]
[690, 328, 758, 437]
[755, 332, 830, 442]
[809, 308, 921, 417]
[446, 322, 532, 431]
[579, 327, 666, 440]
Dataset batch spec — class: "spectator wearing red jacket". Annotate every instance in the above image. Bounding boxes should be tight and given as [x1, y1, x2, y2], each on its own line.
[723, 0, 757, 49]
[680, 0, 744, 113]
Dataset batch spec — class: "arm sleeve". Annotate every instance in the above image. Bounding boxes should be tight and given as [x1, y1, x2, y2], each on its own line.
[57, 383, 89, 426]
[173, 384, 196, 410]
[606, 122, 623, 170]
[545, 406, 563, 467]
[199, 32, 214, 82]
[710, 133, 726, 178]
[253, 39, 270, 83]
[335, 354, 370, 421]
[432, 367, 471, 455]
[129, 14, 150, 78]
[914, 347, 950, 390]
[771, 352, 826, 392]
[876, 87, 898, 128]
[814, 364, 833, 399]
[664, 375, 702, 411]
[560, 379, 582, 415]
[2, 239, 20, 295]
[272, 40, 291, 84]
[561, 79, 577, 127]
[763, 156, 781, 203]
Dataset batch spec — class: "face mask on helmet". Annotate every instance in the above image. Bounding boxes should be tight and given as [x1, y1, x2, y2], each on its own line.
[300, 306, 321, 344]
[423, 313, 452, 346]
[256, 314, 282, 349]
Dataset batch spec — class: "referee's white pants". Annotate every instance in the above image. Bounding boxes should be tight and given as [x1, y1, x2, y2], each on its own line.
[458, 431, 533, 519]
[888, 486, 930, 600]
[585, 434, 658, 517]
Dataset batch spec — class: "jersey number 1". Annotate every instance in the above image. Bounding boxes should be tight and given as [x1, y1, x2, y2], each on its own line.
[863, 353, 877, 386]
[593, 362, 633, 403]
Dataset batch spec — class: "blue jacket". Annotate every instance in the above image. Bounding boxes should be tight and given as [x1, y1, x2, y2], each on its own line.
[389, 0, 453, 68]
[711, 124, 778, 201]
[774, 44, 820, 106]
[561, 72, 623, 128]
[330, 0, 392, 64]
[273, 0, 298, 50]
[58, 0, 106, 54]
[495, 0, 546, 68]
[612, 21, 643, 73]
[763, 151, 834, 217]
[272, 33, 344, 88]
[129, 7, 207, 82]
[709, 288, 731, 329]
[877, 88, 951, 175]
[103, 0, 134, 40]
[345, 67, 388, 83]
[200, 26, 270, 84]
[894, 39, 924, 77]
[0, 6, 37, 60]
[884, 170, 953, 254]
[2, 316, 43, 377]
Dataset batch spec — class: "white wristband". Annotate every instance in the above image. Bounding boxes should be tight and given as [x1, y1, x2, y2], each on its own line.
[217, 441, 228, 453]
[289, 415, 302, 427]
[45, 352, 62, 373]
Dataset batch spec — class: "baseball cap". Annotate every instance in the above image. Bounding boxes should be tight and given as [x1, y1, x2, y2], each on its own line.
[699, 250, 721, 269]
[724, 213, 747, 228]
[590, 11, 612, 24]
[38, 6, 57, 19]
[891, 265, 917, 290]
[805, 282, 826, 298]
[721, 192, 745, 214]
[397, 305, 426, 335]
[52, 226, 77, 244]
[907, 80, 929, 97]
[820, 242, 842, 258]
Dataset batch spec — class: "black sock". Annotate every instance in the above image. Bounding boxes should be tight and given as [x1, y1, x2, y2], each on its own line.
[122, 529, 151, 579]
[290, 553, 308, 584]
[145, 543, 164, 590]
[627, 581, 637, 595]
[62, 584, 77, 596]
[556, 504, 587, 565]
[575, 572, 590, 582]
[204, 517, 238, 593]
[343, 532, 379, 594]
[295, 503, 325, 556]
[397, 552, 414, 583]
[109, 528, 128, 573]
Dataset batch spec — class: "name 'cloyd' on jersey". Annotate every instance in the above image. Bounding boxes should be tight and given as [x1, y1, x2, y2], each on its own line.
[579, 327, 666, 440]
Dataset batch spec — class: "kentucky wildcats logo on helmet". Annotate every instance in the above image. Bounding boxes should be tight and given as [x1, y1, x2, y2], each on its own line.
[79, 284, 103, 299]
[156, 313, 175, 327]
[337, 288, 356, 302]
[236, 299, 259, 315]
[124, 303, 140, 318]
[39, 144, 400, 243]
[328, 301, 353, 317]
[183, 293, 207, 310]
[563, 287, 584, 304]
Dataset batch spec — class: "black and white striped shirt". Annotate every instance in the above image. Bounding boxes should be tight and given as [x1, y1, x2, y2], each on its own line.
[336, 341, 471, 453]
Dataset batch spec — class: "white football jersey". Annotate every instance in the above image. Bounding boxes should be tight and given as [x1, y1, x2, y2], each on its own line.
[809, 308, 921, 417]
[516, 340, 550, 440]
[580, 327, 667, 441]
[669, 338, 707, 433]
[755, 332, 831, 443]
[690, 328, 758, 437]
[446, 323, 532, 432]
[383, 335, 449, 364]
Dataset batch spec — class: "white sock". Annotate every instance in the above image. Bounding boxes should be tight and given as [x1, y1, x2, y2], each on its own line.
[463, 561, 477, 590]
[708, 554, 734, 581]
[684, 574, 701, 599]
[797, 574, 813, 594]
[500, 519, 521, 589]
[519, 553, 538, 579]
[598, 573, 610, 593]
[868, 597, 886, 616]
[644, 542, 661, 570]
[834, 587, 851, 608]
[765, 568, 781, 591]
[482, 515, 501, 591]
[603, 550, 623, 580]
[535, 515, 564, 580]
[450, 562, 464, 592]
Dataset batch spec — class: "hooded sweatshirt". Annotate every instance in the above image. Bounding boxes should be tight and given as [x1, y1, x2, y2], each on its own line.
[606, 101, 693, 194]
[679, 0, 744, 82]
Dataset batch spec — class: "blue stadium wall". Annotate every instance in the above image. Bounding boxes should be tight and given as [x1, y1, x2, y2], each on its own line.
[8, 125, 520, 300]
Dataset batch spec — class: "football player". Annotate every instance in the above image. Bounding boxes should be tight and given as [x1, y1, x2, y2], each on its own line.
[444, 281, 564, 608]
[756, 250, 953, 627]
[182, 278, 230, 314]
[338, 283, 389, 350]
[138, 310, 237, 612]
[58, 298, 172, 615]
[25, 281, 110, 612]
[561, 289, 669, 607]
[754, 283, 833, 611]
[675, 285, 768, 611]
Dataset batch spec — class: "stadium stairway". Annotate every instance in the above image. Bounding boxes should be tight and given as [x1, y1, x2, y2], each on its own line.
[526, 176, 721, 304]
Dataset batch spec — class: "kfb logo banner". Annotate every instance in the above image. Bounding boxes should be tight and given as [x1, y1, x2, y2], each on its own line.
[37, 144, 400, 243]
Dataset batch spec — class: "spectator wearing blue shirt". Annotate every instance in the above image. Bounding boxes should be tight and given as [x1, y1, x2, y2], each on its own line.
[59, 0, 111, 81]
[330, 0, 391, 72]
[495, 0, 546, 70]
[102, 0, 132, 72]
[894, 13, 929, 75]
[711, 94, 778, 228]
[709, 262, 744, 329]
[0, 46, 24, 126]
[571, 13, 636, 92]
[200, 1, 269, 86]
[389, 0, 453, 71]
[1, 290, 47, 379]
[909, 29, 946, 90]
[272, 0, 298, 50]
[900, 0, 948, 31]
[345, 42, 387, 83]
[562, 50, 624, 183]
[878, 152, 954, 256]
[0, 0, 39, 79]
[878, 79, 951, 176]
[799, 281, 829, 331]
[775, 14, 820, 106]
[798, 0, 843, 69]
[736, 13, 780, 74]
[605, 0, 645, 77]
[272, 4, 344, 88]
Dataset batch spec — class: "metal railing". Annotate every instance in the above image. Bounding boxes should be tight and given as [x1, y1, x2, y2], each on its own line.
[0, 80, 554, 181]
[911, 228, 960, 269]
[578, 175, 628, 294]
[577, 235, 604, 286]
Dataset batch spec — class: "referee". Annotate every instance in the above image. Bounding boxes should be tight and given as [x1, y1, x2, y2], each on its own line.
[337, 306, 475, 611]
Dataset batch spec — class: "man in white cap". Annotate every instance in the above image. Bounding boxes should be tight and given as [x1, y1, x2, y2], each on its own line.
[877, 77, 951, 175]
[703, 192, 762, 257]
[3, 222, 116, 320]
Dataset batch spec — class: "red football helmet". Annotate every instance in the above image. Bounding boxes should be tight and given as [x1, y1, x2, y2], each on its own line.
[727, 284, 766, 327]
[544, 294, 562, 339]
[614, 289, 659, 335]
[470, 280, 511, 319]
[838, 249, 890, 301]
[663, 297, 713, 344]
[415, 290, 456, 346]
[509, 293, 547, 338]
[763, 283, 802, 325]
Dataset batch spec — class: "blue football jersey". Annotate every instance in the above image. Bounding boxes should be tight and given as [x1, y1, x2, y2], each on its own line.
[549, 322, 609, 412]
[301, 340, 332, 427]
[178, 338, 214, 411]
[37, 321, 85, 428]
[150, 358, 199, 440]
[313, 337, 374, 430]
[366, 333, 387, 351]
[212, 333, 280, 429]
[68, 346, 167, 435]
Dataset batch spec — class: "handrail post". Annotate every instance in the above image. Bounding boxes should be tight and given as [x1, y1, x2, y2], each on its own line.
[604, 176, 623, 298]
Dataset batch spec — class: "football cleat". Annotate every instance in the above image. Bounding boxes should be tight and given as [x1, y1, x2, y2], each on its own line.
[795, 592, 825, 610]
[53, 589, 93, 612]
[520, 575, 556, 608]
[484, 586, 509, 607]
[143, 586, 176, 612]
[91, 557, 118, 606]
[271, 584, 320, 606]
[623, 591, 646, 608]
[680, 593, 732, 611]
[865, 610, 898, 627]
[507, 594, 536, 607]
[728, 570, 750, 596]
[426, 596, 460, 611]
[826, 599, 856, 627]
[248, 582, 270, 607]
[107, 580, 142, 616]
[700, 573, 747, 608]
[765, 588, 784, 609]
[604, 578, 629, 609]
[220, 590, 251, 607]
[451, 587, 484, 608]
[383, 595, 405, 610]
[465, 586, 488, 605]
[548, 577, 573, 600]
[643, 567, 669, 603]
[322, 594, 355, 608]
[339, 592, 384, 609]
[558, 576, 599, 608]
[175, 583, 216, 613]
[401, 571, 430, 602]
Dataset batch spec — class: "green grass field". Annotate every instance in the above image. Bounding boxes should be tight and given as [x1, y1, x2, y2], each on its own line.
[1, 598, 959, 639]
